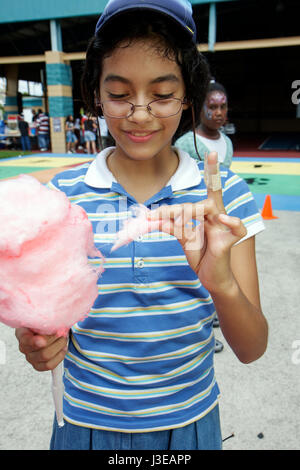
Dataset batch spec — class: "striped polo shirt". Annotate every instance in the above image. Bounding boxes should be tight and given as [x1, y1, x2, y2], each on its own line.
[48, 147, 265, 432]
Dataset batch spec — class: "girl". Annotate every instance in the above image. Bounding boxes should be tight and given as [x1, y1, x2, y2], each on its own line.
[15, 0, 268, 450]
[65, 115, 78, 154]
[82, 115, 97, 154]
[175, 81, 233, 167]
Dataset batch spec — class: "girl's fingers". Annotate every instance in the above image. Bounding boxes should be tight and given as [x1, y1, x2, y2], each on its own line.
[16, 328, 57, 354]
[174, 203, 194, 227]
[160, 217, 204, 252]
[149, 199, 218, 223]
[204, 152, 220, 186]
[218, 213, 247, 239]
[31, 348, 68, 372]
[21, 334, 68, 371]
[204, 151, 221, 192]
[148, 202, 245, 244]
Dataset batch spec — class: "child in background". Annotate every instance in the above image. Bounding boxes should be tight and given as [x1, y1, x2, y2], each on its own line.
[74, 115, 82, 150]
[18, 114, 31, 151]
[36, 110, 50, 152]
[15, 0, 267, 450]
[83, 115, 97, 154]
[65, 115, 78, 154]
[175, 81, 233, 168]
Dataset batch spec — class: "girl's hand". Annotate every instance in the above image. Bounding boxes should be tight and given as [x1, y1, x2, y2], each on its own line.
[150, 152, 267, 363]
[15, 327, 68, 372]
[149, 152, 247, 292]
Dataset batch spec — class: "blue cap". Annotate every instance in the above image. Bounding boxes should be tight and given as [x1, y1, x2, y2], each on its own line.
[95, 0, 196, 43]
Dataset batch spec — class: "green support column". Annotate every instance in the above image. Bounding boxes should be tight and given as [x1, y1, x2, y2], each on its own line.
[50, 19, 63, 52]
[45, 51, 73, 153]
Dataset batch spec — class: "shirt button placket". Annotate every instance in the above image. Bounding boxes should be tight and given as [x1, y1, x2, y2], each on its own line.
[136, 258, 144, 268]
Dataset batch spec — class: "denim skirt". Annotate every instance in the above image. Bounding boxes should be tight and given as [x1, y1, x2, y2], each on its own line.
[50, 404, 222, 450]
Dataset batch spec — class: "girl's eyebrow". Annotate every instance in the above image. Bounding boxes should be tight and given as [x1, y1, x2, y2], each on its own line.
[103, 74, 180, 85]
[150, 74, 180, 84]
[104, 75, 130, 84]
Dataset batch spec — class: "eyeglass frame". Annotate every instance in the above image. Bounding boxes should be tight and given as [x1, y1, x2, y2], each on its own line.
[97, 97, 188, 119]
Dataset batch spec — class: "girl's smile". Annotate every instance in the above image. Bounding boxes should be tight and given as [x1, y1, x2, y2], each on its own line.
[123, 129, 160, 143]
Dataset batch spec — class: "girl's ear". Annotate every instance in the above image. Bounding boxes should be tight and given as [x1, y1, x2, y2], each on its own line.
[95, 96, 101, 107]
[182, 98, 191, 111]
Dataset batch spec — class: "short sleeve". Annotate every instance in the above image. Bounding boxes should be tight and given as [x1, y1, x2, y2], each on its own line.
[222, 168, 265, 242]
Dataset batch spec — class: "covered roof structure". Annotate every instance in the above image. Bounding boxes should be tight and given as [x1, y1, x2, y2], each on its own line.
[0, 0, 299, 152]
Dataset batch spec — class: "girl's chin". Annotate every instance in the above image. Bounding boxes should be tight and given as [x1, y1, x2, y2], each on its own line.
[115, 143, 170, 162]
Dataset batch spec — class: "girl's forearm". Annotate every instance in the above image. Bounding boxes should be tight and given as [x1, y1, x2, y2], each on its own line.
[210, 279, 268, 363]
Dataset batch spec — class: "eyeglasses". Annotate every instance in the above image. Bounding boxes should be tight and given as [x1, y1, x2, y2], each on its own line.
[99, 98, 186, 119]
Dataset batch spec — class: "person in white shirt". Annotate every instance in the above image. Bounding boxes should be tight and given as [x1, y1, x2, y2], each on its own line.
[175, 81, 233, 168]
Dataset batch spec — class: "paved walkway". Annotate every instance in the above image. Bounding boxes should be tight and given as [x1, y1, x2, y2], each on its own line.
[214, 210, 300, 450]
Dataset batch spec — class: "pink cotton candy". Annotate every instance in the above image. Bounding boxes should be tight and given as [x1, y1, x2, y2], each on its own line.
[0, 174, 104, 337]
[111, 205, 161, 252]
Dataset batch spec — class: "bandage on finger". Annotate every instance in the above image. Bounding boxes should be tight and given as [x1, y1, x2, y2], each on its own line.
[204, 155, 222, 191]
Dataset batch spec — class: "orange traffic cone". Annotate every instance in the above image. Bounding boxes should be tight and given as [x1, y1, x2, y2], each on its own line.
[261, 195, 278, 220]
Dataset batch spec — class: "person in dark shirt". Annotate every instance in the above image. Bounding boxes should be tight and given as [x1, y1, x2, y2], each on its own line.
[18, 114, 31, 151]
[83, 116, 97, 154]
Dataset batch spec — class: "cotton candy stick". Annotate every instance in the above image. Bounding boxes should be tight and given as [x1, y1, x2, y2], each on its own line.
[0, 174, 104, 427]
[52, 362, 64, 427]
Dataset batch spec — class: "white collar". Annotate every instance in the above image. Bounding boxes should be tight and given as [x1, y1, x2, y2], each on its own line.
[84, 146, 202, 191]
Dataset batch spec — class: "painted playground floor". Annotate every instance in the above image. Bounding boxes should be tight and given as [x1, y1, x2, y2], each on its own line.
[0, 151, 299, 211]
[231, 156, 300, 211]
[0, 153, 94, 185]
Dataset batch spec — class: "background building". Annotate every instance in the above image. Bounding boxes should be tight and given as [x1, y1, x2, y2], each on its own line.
[0, 0, 299, 152]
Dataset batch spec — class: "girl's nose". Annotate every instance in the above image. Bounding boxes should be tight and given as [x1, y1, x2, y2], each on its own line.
[128, 106, 153, 122]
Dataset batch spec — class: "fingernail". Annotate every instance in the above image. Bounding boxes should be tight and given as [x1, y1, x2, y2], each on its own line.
[35, 337, 46, 348]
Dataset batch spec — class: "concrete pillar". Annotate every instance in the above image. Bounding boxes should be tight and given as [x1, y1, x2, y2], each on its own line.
[50, 19, 63, 52]
[4, 64, 19, 118]
[45, 50, 73, 153]
[208, 2, 216, 52]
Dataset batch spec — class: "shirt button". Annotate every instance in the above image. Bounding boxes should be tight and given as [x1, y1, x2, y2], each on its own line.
[136, 258, 144, 268]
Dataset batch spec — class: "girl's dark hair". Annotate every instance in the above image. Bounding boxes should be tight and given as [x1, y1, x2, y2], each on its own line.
[81, 10, 210, 142]
[207, 81, 228, 97]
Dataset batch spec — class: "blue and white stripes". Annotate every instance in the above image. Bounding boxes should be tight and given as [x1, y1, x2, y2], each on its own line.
[48, 148, 264, 431]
